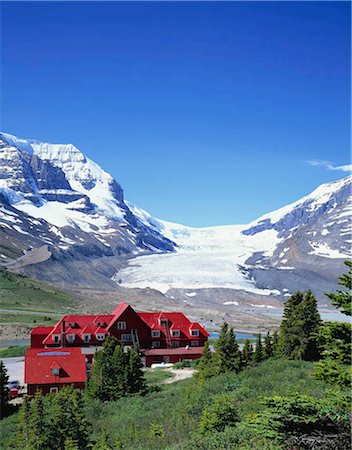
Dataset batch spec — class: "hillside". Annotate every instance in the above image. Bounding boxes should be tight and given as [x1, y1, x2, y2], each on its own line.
[1, 359, 348, 449]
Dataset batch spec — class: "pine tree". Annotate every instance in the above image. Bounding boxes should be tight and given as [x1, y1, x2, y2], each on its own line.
[215, 322, 241, 373]
[278, 291, 304, 357]
[272, 330, 279, 355]
[326, 260, 352, 315]
[299, 290, 321, 360]
[241, 339, 254, 367]
[278, 290, 321, 361]
[197, 341, 216, 379]
[263, 332, 273, 359]
[17, 395, 31, 448]
[126, 347, 147, 395]
[254, 334, 263, 363]
[28, 390, 48, 449]
[0, 359, 9, 419]
[51, 386, 90, 449]
[110, 344, 127, 398]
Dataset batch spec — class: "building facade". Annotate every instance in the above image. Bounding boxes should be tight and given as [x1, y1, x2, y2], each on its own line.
[25, 303, 209, 393]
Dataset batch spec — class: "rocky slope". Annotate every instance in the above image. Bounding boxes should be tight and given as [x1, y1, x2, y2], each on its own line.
[0, 132, 175, 286]
[0, 131, 350, 307]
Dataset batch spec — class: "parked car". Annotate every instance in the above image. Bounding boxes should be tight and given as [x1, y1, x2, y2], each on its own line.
[8, 388, 19, 399]
[7, 380, 20, 389]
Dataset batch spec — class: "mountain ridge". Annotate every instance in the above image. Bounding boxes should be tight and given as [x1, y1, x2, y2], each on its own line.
[0, 131, 350, 306]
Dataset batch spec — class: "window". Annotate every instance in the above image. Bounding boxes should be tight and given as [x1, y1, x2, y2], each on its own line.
[117, 321, 126, 330]
[94, 321, 106, 327]
[191, 340, 199, 347]
[171, 330, 180, 337]
[83, 334, 91, 343]
[152, 341, 160, 348]
[53, 335, 61, 344]
[66, 334, 75, 343]
[52, 368, 60, 376]
[163, 356, 170, 363]
[96, 333, 106, 341]
[172, 341, 180, 348]
[191, 329, 199, 337]
[121, 334, 133, 342]
[67, 321, 76, 328]
[159, 319, 168, 326]
[50, 387, 59, 394]
[151, 330, 160, 338]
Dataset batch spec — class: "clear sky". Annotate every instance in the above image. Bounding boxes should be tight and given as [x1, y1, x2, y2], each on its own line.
[1, 1, 350, 227]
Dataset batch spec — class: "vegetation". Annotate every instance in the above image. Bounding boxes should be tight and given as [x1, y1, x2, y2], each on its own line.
[1, 266, 350, 449]
[314, 261, 352, 388]
[0, 360, 9, 419]
[0, 268, 76, 314]
[325, 260, 351, 315]
[86, 336, 147, 401]
[0, 345, 29, 358]
[278, 290, 321, 361]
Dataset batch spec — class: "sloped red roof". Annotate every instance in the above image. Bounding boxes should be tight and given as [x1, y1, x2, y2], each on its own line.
[25, 348, 86, 385]
[143, 346, 205, 356]
[138, 312, 209, 338]
[31, 326, 55, 335]
[42, 314, 113, 345]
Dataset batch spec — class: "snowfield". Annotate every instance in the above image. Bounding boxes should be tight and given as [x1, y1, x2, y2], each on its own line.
[116, 221, 281, 295]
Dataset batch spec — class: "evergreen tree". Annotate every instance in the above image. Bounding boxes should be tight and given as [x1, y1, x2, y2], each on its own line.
[0, 359, 9, 419]
[314, 263, 352, 387]
[326, 260, 352, 315]
[254, 334, 263, 363]
[110, 344, 128, 398]
[272, 330, 279, 355]
[278, 291, 321, 361]
[17, 395, 31, 448]
[126, 347, 147, 395]
[263, 332, 273, 359]
[215, 322, 241, 373]
[196, 341, 216, 380]
[241, 339, 254, 367]
[51, 386, 90, 450]
[28, 390, 48, 450]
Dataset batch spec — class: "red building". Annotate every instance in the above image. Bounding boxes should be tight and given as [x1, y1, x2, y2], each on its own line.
[25, 347, 87, 395]
[26, 303, 208, 393]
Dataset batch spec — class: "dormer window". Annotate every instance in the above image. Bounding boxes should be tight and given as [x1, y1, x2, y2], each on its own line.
[117, 321, 126, 330]
[94, 320, 106, 327]
[96, 333, 106, 341]
[191, 329, 199, 337]
[66, 334, 75, 343]
[83, 334, 91, 343]
[159, 319, 168, 326]
[171, 330, 180, 337]
[151, 330, 160, 338]
[52, 368, 60, 376]
[53, 335, 61, 344]
[67, 321, 77, 328]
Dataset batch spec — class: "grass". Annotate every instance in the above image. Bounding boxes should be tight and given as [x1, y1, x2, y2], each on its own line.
[0, 268, 77, 314]
[0, 313, 57, 325]
[0, 345, 28, 358]
[0, 358, 344, 449]
[84, 359, 329, 449]
[144, 368, 172, 387]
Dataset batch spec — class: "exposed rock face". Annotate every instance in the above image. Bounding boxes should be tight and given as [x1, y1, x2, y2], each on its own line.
[0, 130, 350, 306]
[0, 131, 175, 286]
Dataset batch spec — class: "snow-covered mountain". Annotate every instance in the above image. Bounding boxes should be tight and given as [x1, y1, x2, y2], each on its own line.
[0, 132, 174, 285]
[0, 131, 350, 303]
[116, 177, 351, 302]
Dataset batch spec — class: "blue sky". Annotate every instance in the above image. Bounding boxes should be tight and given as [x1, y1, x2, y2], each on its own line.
[1, 1, 350, 227]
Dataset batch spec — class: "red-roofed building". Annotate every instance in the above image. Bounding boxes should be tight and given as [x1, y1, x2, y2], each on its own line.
[26, 303, 209, 392]
[25, 347, 87, 395]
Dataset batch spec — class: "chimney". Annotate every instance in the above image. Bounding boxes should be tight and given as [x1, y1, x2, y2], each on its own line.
[61, 319, 66, 348]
